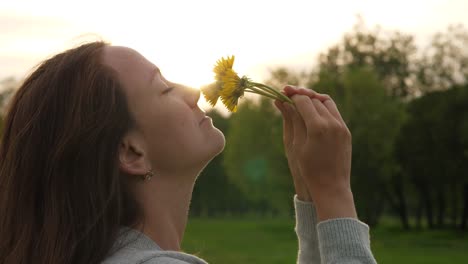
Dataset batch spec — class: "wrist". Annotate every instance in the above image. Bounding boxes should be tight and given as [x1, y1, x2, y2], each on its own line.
[312, 188, 357, 221]
[291, 172, 313, 202]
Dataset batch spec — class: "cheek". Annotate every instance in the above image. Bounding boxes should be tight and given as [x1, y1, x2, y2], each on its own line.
[148, 115, 201, 162]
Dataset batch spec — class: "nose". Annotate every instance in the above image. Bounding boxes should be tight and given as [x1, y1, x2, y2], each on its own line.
[182, 85, 200, 108]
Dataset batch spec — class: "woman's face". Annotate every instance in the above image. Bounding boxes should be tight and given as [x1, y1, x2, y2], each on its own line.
[102, 46, 225, 175]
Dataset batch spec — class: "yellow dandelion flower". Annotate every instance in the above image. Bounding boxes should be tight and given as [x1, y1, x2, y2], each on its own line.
[213, 55, 235, 81]
[200, 82, 222, 106]
[220, 95, 240, 112]
[220, 69, 251, 112]
[204, 55, 294, 112]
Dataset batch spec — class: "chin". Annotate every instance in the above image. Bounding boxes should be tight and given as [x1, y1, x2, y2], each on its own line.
[196, 127, 225, 170]
[210, 128, 226, 156]
[195, 132, 225, 173]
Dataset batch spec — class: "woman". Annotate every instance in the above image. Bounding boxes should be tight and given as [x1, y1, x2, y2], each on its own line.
[0, 42, 377, 263]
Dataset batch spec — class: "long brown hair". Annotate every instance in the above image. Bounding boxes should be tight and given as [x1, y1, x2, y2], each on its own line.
[0, 42, 142, 264]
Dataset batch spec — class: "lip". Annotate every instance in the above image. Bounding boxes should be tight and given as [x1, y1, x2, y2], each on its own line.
[199, 116, 211, 125]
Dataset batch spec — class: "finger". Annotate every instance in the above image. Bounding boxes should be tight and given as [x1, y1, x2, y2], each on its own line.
[274, 100, 295, 145]
[274, 99, 284, 112]
[322, 99, 346, 123]
[280, 102, 294, 145]
[283, 85, 299, 97]
[292, 95, 322, 132]
[296, 88, 331, 102]
[286, 101, 307, 145]
[292, 90, 345, 123]
[284, 86, 331, 103]
[311, 98, 333, 118]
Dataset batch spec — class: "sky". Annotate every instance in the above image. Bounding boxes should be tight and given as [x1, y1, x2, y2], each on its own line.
[1, 0, 468, 110]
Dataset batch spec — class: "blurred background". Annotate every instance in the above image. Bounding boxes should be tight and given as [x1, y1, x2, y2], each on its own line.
[1, 0, 468, 263]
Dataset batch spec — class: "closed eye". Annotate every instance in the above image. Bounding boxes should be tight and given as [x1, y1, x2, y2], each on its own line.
[162, 86, 175, 94]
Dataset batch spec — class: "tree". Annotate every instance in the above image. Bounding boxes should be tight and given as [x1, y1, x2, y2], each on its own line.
[265, 67, 307, 88]
[313, 67, 406, 227]
[396, 85, 468, 230]
[0, 77, 17, 115]
[190, 110, 252, 216]
[0, 77, 18, 136]
[416, 24, 468, 93]
[314, 17, 418, 99]
[223, 98, 293, 215]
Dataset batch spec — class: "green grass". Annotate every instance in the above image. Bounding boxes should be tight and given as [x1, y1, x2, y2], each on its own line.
[181, 217, 468, 263]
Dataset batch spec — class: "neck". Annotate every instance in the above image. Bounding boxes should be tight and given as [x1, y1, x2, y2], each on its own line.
[132, 171, 197, 251]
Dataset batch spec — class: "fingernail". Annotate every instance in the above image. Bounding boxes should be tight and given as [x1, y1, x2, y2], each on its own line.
[284, 85, 294, 91]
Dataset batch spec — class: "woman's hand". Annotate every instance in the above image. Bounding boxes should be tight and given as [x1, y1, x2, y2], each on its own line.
[275, 86, 357, 221]
[275, 98, 311, 202]
[274, 86, 329, 203]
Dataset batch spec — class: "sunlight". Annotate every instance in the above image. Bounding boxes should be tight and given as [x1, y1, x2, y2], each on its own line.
[161, 63, 212, 91]
[2, 0, 468, 99]
[161, 63, 215, 110]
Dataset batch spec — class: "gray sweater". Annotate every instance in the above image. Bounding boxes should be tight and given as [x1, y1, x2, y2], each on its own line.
[102, 195, 377, 263]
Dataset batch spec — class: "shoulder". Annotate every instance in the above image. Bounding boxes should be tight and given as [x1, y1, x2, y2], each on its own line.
[102, 227, 207, 264]
[141, 251, 208, 264]
[102, 251, 205, 264]
[102, 247, 207, 264]
[141, 256, 192, 263]
[102, 250, 192, 264]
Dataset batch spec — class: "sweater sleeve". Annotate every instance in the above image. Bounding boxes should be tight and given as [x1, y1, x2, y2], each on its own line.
[316, 218, 377, 263]
[294, 194, 321, 264]
[294, 195, 378, 264]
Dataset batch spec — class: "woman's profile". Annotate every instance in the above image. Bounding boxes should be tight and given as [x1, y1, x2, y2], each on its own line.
[0, 42, 377, 264]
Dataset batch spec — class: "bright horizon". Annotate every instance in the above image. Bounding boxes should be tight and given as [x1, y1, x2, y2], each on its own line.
[1, 0, 468, 111]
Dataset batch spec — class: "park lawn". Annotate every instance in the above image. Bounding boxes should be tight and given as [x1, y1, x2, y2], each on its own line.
[181, 217, 468, 264]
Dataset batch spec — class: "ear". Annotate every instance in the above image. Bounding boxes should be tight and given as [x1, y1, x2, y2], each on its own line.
[118, 130, 150, 176]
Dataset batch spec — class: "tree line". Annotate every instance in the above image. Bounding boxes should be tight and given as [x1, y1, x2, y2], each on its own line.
[192, 20, 468, 231]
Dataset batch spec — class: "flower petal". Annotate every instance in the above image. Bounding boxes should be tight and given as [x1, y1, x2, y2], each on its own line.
[200, 82, 222, 106]
[214, 55, 235, 81]
[220, 94, 240, 112]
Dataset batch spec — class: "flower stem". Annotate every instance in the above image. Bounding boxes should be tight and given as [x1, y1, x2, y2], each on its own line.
[246, 86, 279, 98]
[245, 88, 278, 100]
[251, 82, 293, 104]
[246, 86, 277, 98]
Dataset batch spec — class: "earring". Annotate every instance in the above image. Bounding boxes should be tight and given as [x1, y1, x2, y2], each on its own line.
[141, 169, 154, 181]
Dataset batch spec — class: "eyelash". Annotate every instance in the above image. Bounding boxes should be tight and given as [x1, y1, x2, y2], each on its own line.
[163, 86, 175, 94]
